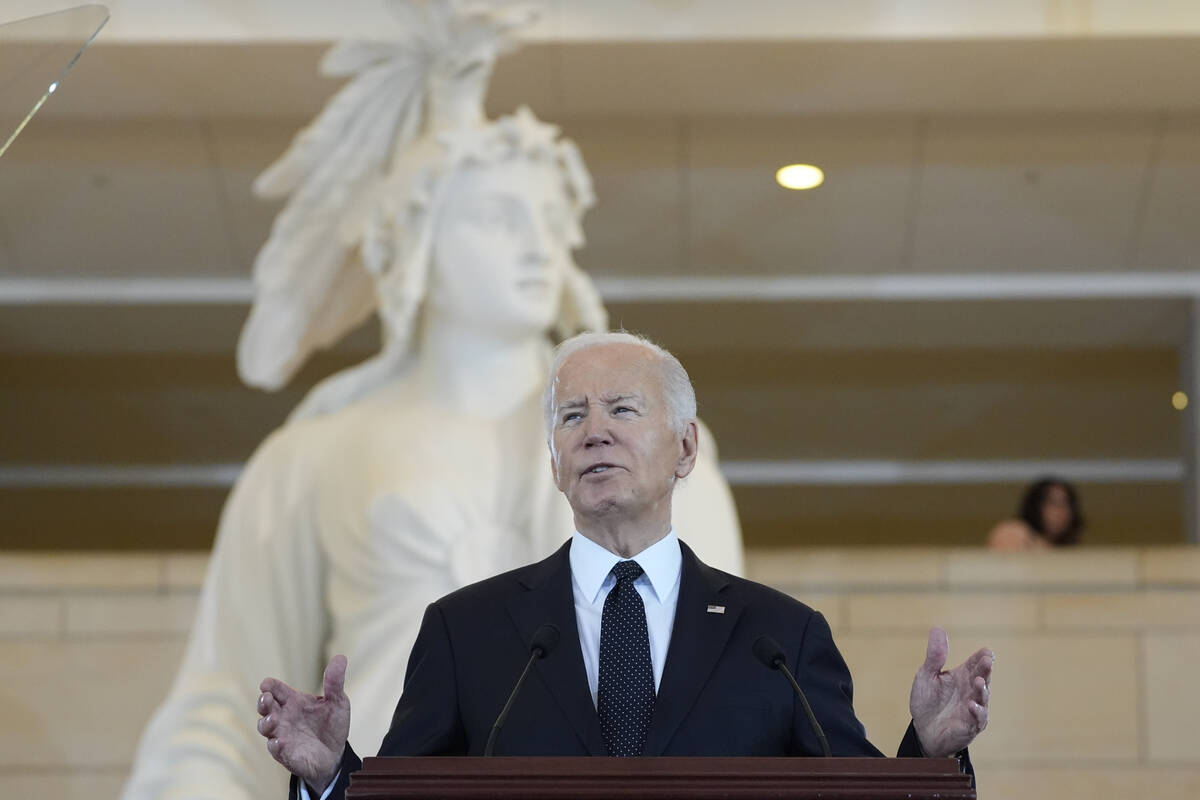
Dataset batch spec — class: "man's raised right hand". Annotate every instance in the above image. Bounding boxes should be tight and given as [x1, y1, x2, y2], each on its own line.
[258, 655, 351, 793]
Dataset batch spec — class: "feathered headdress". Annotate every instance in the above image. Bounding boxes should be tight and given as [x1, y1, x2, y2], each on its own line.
[238, 0, 606, 394]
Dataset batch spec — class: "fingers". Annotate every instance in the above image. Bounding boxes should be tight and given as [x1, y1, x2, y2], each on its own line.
[972, 675, 990, 706]
[257, 690, 280, 719]
[322, 654, 348, 702]
[264, 734, 292, 769]
[257, 712, 279, 737]
[921, 626, 949, 676]
[259, 676, 299, 707]
[969, 697, 989, 731]
[961, 647, 995, 685]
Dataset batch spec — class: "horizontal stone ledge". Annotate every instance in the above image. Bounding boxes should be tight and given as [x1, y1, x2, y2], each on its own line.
[8, 273, 1200, 306]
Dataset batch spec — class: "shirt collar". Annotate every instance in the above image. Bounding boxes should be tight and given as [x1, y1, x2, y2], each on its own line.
[570, 529, 682, 605]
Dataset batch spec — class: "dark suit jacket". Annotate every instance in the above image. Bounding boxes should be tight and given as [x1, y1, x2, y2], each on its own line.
[297, 540, 947, 799]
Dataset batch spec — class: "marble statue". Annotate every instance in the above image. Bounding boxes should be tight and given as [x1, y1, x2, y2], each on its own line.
[121, 2, 742, 798]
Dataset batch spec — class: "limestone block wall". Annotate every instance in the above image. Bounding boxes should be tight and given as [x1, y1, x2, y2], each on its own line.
[1, 547, 1197, 799]
[0, 553, 205, 799]
[749, 547, 1200, 799]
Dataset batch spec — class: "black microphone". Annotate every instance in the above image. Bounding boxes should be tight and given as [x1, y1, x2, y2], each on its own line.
[753, 634, 832, 758]
[483, 623, 561, 757]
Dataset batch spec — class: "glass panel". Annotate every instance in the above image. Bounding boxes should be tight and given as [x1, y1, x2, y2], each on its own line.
[0, 4, 109, 158]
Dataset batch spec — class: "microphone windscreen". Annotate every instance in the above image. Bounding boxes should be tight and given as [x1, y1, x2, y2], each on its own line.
[753, 634, 785, 670]
[531, 623, 561, 657]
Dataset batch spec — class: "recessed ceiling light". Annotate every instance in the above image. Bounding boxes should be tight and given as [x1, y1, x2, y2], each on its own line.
[776, 164, 824, 190]
[1172, 391, 1188, 411]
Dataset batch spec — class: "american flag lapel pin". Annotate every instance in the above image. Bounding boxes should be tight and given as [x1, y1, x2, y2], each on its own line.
[706, 604, 725, 614]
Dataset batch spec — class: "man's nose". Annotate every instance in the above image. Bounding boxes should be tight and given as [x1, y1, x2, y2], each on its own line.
[582, 416, 612, 446]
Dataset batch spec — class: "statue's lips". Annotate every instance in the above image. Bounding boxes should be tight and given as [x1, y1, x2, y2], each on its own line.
[516, 277, 551, 290]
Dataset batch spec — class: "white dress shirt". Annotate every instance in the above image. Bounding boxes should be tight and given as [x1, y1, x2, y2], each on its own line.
[304, 530, 683, 799]
[568, 529, 682, 707]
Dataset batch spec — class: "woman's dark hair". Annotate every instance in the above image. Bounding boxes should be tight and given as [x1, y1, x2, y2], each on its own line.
[1017, 477, 1084, 546]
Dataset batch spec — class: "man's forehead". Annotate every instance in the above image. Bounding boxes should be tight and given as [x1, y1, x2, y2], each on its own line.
[556, 391, 644, 407]
[552, 343, 661, 399]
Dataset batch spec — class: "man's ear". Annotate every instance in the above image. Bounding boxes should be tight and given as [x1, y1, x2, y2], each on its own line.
[675, 420, 699, 479]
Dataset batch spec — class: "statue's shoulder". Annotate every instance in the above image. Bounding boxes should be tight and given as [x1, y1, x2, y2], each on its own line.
[233, 416, 339, 493]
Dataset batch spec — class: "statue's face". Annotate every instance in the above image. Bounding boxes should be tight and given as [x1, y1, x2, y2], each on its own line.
[426, 157, 570, 336]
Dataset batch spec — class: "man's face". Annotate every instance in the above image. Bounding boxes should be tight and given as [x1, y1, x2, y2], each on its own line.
[549, 343, 698, 527]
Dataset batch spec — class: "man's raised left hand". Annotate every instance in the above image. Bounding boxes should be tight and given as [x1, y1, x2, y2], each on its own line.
[909, 627, 993, 758]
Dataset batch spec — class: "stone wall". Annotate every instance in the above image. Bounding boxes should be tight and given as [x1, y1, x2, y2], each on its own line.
[749, 547, 1200, 798]
[2, 547, 1197, 798]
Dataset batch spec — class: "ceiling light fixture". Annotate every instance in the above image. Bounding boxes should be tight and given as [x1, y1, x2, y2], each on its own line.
[775, 164, 824, 190]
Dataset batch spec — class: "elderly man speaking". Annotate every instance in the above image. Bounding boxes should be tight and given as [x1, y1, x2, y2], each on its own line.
[257, 331, 993, 799]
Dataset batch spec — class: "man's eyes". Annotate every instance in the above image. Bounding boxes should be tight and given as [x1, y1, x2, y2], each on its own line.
[559, 406, 638, 424]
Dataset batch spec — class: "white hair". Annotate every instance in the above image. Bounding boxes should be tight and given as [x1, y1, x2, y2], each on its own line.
[542, 331, 697, 440]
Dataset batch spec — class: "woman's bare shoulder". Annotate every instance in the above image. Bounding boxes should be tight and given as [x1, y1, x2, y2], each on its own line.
[987, 519, 1037, 550]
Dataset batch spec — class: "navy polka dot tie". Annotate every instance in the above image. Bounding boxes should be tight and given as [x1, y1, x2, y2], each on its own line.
[598, 560, 655, 757]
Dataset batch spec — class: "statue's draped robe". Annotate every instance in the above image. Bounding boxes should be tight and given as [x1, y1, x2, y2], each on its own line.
[121, 378, 742, 799]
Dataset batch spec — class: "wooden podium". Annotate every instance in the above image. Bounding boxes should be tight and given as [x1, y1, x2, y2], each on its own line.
[346, 756, 975, 799]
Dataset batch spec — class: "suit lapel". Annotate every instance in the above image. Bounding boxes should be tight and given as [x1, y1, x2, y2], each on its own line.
[644, 542, 743, 755]
[506, 541, 607, 756]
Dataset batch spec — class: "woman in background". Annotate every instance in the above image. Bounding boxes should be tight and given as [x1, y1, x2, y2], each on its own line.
[987, 477, 1085, 550]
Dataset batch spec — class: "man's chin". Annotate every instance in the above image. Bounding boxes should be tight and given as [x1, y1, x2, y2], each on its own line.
[574, 495, 624, 518]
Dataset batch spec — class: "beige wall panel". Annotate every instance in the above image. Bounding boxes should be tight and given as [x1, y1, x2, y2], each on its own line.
[913, 114, 1156, 272]
[4, 770, 127, 800]
[1043, 591, 1200, 629]
[0, 554, 161, 591]
[0, 119, 238, 277]
[680, 346, 1180, 462]
[0, 640, 183, 768]
[0, 305, 252, 357]
[0, 353, 303, 464]
[0, 596, 61, 636]
[984, 767, 1200, 800]
[839, 632, 1140, 761]
[206, 119, 299, 273]
[1141, 547, 1200, 585]
[64, 594, 198, 636]
[735, 484, 1183, 549]
[553, 299, 1188, 353]
[486, 46, 560, 120]
[0, 234, 13, 271]
[745, 547, 944, 592]
[1145, 632, 1200, 762]
[35, 43, 334, 119]
[946, 548, 1138, 589]
[827, 634, 918, 749]
[568, 117, 685, 277]
[1136, 114, 1200, 270]
[847, 593, 1038, 632]
[0, 488, 230, 551]
[164, 553, 211, 590]
[686, 116, 917, 275]
[47, 42, 1200, 120]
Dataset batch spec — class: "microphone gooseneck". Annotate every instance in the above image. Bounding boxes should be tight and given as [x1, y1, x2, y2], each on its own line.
[753, 634, 832, 758]
[483, 623, 560, 756]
